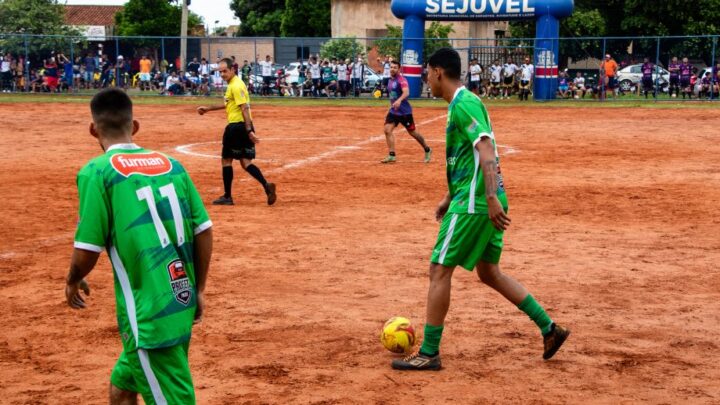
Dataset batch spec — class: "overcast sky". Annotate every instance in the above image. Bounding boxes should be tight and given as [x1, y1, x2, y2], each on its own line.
[64, 0, 239, 30]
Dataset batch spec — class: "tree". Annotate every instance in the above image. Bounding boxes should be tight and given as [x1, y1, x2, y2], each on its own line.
[0, 0, 81, 56]
[115, 0, 203, 37]
[375, 22, 455, 61]
[230, 0, 284, 37]
[281, 0, 331, 37]
[319, 37, 363, 60]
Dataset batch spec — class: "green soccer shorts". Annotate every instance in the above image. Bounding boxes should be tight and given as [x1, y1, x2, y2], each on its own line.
[110, 342, 195, 405]
[430, 213, 504, 270]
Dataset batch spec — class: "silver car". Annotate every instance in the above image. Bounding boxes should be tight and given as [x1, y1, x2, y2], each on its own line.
[616, 63, 670, 92]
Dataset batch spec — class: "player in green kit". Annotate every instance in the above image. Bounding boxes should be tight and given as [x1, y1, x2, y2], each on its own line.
[392, 48, 569, 371]
[64, 89, 213, 403]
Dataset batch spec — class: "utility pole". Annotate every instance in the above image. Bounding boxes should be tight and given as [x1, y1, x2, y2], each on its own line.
[180, 0, 188, 72]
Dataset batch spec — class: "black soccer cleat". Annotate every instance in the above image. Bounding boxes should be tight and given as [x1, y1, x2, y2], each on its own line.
[391, 352, 442, 371]
[543, 323, 570, 360]
[212, 195, 234, 206]
[265, 183, 277, 206]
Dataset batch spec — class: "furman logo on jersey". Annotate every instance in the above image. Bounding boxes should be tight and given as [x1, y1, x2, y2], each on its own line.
[110, 152, 172, 178]
[167, 259, 192, 305]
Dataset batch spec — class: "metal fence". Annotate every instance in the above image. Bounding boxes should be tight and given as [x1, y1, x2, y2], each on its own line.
[1, 33, 719, 101]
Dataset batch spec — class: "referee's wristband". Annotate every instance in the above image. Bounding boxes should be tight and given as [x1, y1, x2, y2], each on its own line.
[245, 127, 253, 132]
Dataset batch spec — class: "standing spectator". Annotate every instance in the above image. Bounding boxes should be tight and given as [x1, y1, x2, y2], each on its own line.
[337, 58, 349, 97]
[501, 57, 518, 99]
[600, 54, 618, 99]
[640, 57, 656, 99]
[259, 55, 273, 96]
[83, 52, 96, 89]
[469, 58, 482, 96]
[351, 55, 365, 97]
[0, 53, 12, 92]
[116, 55, 129, 90]
[572, 72, 586, 98]
[380, 55, 391, 97]
[187, 57, 200, 75]
[240, 60, 251, 86]
[489, 59, 502, 99]
[58, 53, 74, 93]
[309, 56, 322, 97]
[15, 56, 25, 91]
[518, 57, 533, 101]
[679, 57, 693, 99]
[100, 56, 113, 88]
[159, 58, 169, 76]
[668, 56, 680, 98]
[209, 57, 222, 94]
[199, 58, 210, 82]
[231, 56, 239, 74]
[138, 55, 152, 91]
[44, 57, 59, 92]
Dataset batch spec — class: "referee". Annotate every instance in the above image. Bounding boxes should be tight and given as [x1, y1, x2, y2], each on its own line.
[198, 58, 277, 206]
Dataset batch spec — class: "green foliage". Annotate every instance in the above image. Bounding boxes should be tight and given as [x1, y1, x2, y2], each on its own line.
[319, 37, 363, 61]
[230, 0, 284, 36]
[374, 22, 454, 61]
[0, 0, 81, 55]
[281, 0, 330, 37]
[115, 0, 203, 37]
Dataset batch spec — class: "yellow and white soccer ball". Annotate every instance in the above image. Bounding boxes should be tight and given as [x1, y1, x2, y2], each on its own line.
[380, 317, 415, 353]
[373, 89, 382, 98]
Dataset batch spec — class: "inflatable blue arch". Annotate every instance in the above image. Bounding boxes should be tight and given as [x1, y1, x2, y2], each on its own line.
[390, 0, 574, 100]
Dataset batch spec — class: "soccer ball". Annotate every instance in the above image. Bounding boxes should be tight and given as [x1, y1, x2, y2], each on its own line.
[373, 89, 382, 98]
[380, 317, 415, 353]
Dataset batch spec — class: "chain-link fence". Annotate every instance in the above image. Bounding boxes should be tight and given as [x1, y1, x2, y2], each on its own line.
[1, 33, 718, 101]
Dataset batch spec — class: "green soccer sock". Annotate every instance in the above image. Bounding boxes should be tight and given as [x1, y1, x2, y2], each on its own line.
[518, 294, 554, 336]
[419, 323, 444, 356]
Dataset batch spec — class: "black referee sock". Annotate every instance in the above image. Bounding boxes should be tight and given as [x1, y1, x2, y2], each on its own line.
[245, 164, 268, 191]
[222, 166, 233, 198]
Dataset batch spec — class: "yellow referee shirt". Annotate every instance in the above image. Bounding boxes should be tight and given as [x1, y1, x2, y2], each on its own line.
[224, 75, 250, 123]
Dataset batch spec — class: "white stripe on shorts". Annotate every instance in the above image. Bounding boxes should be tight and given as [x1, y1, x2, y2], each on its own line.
[438, 214, 459, 264]
[138, 349, 168, 405]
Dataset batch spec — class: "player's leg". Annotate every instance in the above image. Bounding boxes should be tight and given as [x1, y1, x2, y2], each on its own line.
[403, 116, 431, 162]
[239, 156, 277, 206]
[110, 384, 138, 405]
[214, 125, 237, 205]
[475, 227, 570, 360]
[381, 117, 398, 163]
[110, 350, 139, 405]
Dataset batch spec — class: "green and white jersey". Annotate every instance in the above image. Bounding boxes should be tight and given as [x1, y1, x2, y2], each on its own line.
[446, 87, 507, 214]
[74, 143, 212, 351]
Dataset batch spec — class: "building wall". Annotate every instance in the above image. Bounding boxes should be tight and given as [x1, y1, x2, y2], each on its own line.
[199, 38, 274, 64]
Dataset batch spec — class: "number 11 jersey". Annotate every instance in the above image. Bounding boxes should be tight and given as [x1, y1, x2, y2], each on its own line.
[74, 143, 211, 352]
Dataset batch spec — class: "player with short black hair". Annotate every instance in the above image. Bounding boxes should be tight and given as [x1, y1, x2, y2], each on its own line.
[66, 88, 213, 404]
[381, 60, 432, 164]
[197, 58, 277, 206]
[391, 48, 569, 371]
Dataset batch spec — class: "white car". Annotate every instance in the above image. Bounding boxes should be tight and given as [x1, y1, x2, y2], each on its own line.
[616, 63, 670, 92]
[285, 62, 308, 85]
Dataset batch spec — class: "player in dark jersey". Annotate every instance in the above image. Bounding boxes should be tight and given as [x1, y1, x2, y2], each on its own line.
[679, 58, 693, 99]
[668, 57, 680, 98]
[641, 58, 656, 99]
[381, 60, 432, 164]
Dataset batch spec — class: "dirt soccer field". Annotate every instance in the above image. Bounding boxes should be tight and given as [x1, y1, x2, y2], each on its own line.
[1, 100, 719, 404]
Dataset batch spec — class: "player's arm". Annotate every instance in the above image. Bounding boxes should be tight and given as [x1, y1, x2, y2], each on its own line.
[435, 192, 451, 222]
[475, 138, 510, 231]
[65, 248, 98, 309]
[239, 103, 259, 144]
[192, 227, 212, 324]
[197, 104, 224, 115]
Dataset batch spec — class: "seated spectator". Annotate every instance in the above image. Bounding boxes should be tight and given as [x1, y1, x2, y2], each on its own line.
[572, 72, 586, 98]
[557, 72, 570, 98]
[164, 71, 183, 95]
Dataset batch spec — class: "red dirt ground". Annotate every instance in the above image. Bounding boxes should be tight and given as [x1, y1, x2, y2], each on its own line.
[1, 102, 719, 404]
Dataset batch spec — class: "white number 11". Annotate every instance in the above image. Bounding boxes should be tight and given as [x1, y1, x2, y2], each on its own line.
[136, 183, 185, 248]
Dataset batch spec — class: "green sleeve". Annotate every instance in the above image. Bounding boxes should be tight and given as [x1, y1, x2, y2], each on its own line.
[74, 170, 109, 252]
[185, 172, 212, 235]
[454, 103, 493, 146]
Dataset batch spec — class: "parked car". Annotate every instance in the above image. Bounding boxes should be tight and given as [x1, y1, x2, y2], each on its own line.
[616, 63, 670, 93]
[362, 66, 382, 93]
[285, 62, 308, 85]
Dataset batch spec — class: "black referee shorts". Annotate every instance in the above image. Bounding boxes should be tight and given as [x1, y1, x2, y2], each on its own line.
[222, 123, 256, 160]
